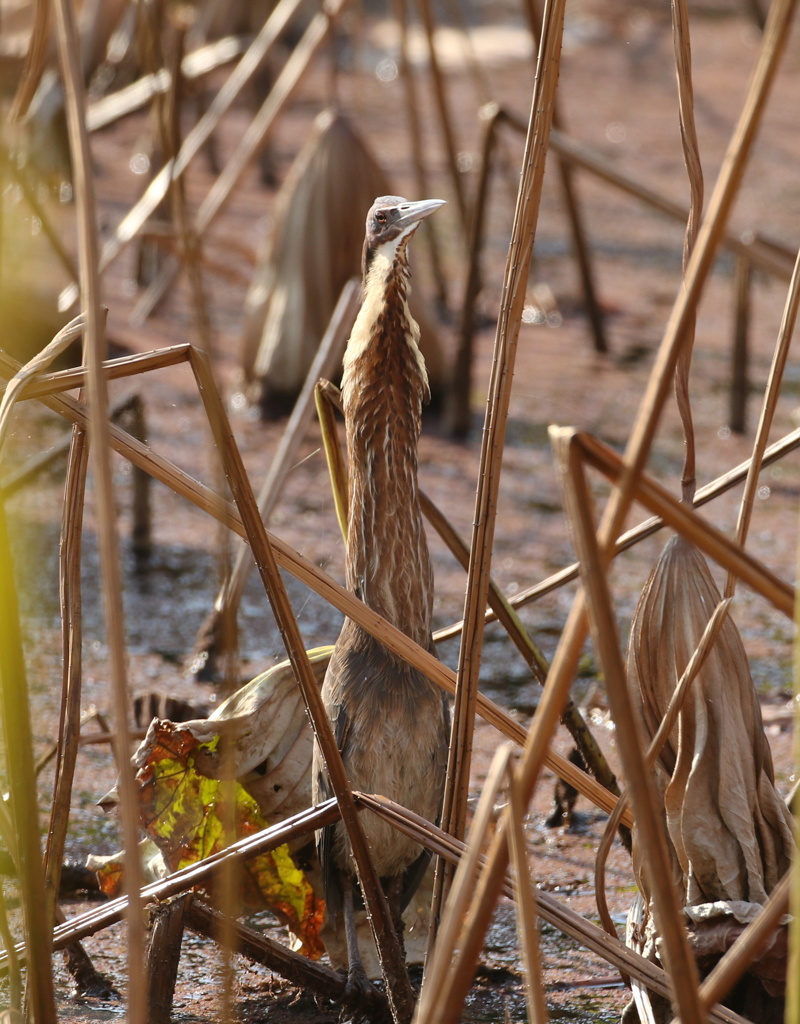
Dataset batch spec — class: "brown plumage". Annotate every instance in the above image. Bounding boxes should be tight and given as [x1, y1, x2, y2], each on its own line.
[312, 196, 450, 992]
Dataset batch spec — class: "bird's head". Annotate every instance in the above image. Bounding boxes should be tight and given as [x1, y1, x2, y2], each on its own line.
[362, 195, 445, 276]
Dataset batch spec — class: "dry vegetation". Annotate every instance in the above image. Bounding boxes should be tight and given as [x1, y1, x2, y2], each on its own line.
[0, 0, 799, 1022]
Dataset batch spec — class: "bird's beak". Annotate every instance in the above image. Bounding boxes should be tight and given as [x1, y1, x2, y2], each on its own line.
[395, 198, 446, 231]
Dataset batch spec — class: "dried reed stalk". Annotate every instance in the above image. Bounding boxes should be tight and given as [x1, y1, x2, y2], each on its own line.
[521, 0, 609, 355]
[147, 3, 238, 705]
[670, 0, 703, 503]
[621, 200, 800, 1024]
[0, 325, 92, 958]
[552, 427, 705, 1024]
[435, 0, 567, 922]
[392, 0, 449, 308]
[446, 102, 502, 437]
[86, 35, 247, 132]
[361, 794, 751, 1024]
[0, 785, 753, 1024]
[725, 244, 800, 592]
[58, 0, 312, 312]
[507, 757, 547, 1024]
[135, 0, 351, 323]
[0, 866, 21, 1009]
[418, 744, 514, 1014]
[0, 292, 80, 1024]
[413, 0, 468, 227]
[185, 348, 416, 1021]
[619, 31, 705, 979]
[425, 0, 569, 1001]
[693, 869, 791, 1016]
[576, 431, 794, 618]
[572, 414, 795, 1010]
[0, 312, 86, 449]
[435, 422, 800, 640]
[8, 0, 49, 121]
[314, 374, 625, 821]
[44, 421, 89, 931]
[192, 278, 359, 676]
[161, 13, 215, 355]
[52, 0, 147, 1017]
[420, 487, 620, 799]
[0, 801, 342, 966]
[545, 126, 796, 282]
[497, 103, 795, 283]
[0, 347, 620, 822]
[9, 341, 799, 642]
[592, 0, 797, 544]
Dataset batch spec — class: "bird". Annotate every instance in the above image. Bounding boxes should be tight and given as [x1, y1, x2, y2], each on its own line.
[312, 196, 450, 998]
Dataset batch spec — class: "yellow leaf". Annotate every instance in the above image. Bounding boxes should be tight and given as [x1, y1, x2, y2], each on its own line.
[135, 719, 325, 958]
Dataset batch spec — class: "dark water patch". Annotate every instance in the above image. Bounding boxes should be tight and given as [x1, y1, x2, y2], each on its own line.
[9, 514, 345, 665]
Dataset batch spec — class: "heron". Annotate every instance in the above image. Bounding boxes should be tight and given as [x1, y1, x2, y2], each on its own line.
[312, 196, 450, 999]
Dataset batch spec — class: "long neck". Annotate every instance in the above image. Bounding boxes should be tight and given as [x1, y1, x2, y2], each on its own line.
[340, 246, 433, 647]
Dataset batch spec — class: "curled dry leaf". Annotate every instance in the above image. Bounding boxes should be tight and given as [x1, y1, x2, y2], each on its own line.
[189, 646, 333, 825]
[87, 838, 170, 897]
[627, 535, 794, 907]
[121, 649, 334, 957]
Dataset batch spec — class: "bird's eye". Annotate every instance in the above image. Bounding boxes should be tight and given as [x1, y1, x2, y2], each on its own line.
[375, 211, 387, 224]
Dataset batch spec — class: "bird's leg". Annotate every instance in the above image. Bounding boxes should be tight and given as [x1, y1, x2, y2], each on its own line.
[342, 876, 374, 1004]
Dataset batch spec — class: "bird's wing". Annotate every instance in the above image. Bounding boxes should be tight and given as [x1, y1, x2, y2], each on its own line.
[316, 699, 349, 927]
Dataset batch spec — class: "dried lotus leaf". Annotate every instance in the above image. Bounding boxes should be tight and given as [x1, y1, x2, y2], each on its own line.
[627, 535, 794, 908]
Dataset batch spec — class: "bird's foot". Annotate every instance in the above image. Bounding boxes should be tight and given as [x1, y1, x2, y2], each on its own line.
[338, 965, 390, 1022]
